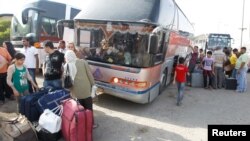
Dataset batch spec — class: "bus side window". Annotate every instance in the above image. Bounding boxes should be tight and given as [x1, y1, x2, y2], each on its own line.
[154, 32, 165, 63]
[41, 17, 56, 36]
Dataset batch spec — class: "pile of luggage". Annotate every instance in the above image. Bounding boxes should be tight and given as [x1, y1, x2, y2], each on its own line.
[0, 88, 93, 141]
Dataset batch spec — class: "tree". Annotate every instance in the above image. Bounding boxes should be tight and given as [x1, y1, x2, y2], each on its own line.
[0, 20, 11, 45]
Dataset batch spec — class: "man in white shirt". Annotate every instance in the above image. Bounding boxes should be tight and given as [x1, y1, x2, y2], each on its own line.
[58, 40, 66, 54]
[21, 37, 39, 93]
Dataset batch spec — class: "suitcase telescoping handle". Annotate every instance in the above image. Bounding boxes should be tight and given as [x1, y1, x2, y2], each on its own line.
[61, 98, 85, 111]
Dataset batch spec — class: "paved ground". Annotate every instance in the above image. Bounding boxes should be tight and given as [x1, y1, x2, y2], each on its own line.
[1, 74, 250, 141]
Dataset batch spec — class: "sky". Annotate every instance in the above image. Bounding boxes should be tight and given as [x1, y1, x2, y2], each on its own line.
[0, 0, 250, 47]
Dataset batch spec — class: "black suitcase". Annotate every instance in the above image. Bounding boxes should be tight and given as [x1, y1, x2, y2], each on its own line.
[33, 122, 61, 141]
[225, 78, 237, 90]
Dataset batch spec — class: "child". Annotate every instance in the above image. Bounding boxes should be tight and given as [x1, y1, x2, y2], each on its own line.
[201, 51, 214, 89]
[7, 53, 38, 111]
[173, 57, 189, 106]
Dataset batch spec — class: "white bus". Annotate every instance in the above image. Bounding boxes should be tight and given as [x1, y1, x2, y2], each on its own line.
[59, 0, 194, 103]
[10, 0, 80, 67]
[194, 33, 232, 51]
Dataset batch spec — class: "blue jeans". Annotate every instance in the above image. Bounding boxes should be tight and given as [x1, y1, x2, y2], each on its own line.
[43, 79, 63, 89]
[177, 82, 185, 104]
[231, 69, 237, 78]
[236, 67, 248, 92]
[28, 68, 37, 93]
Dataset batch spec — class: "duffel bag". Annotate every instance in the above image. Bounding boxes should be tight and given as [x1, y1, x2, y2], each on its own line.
[0, 112, 38, 141]
[19, 88, 49, 122]
[37, 89, 70, 114]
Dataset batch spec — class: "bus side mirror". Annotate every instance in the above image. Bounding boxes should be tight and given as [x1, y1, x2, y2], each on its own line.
[148, 34, 158, 54]
[22, 7, 45, 24]
[22, 9, 29, 24]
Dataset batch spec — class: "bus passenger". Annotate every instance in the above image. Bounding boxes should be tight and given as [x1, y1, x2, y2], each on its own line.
[235, 47, 249, 93]
[173, 57, 189, 106]
[68, 42, 81, 58]
[64, 50, 98, 128]
[228, 49, 238, 78]
[21, 37, 39, 93]
[124, 49, 132, 65]
[201, 51, 214, 89]
[58, 40, 66, 54]
[2, 41, 16, 59]
[213, 47, 225, 89]
[7, 53, 38, 111]
[0, 46, 13, 105]
[43, 40, 65, 89]
[187, 45, 199, 86]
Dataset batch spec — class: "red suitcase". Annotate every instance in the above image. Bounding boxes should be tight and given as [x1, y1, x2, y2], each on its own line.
[61, 99, 93, 141]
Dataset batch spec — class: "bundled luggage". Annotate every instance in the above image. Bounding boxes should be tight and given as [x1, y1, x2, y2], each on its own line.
[0, 112, 38, 141]
[61, 99, 93, 141]
[37, 89, 70, 114]
[19, 88, 49, 122]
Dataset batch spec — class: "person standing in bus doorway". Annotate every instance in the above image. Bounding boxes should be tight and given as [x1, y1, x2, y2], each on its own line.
[201, 51, 215, 89]
[187, 45, 199, 86]
[173, 57, 189, 106]
[0, 46, 13, 105]
[235, 47, 249, 93]
[64, 50, 99, 128]
[58, 40, 67, 54]
[212, 47, 225, 89]
[43, 40, 64, 89]
[21, 37, 39, 93]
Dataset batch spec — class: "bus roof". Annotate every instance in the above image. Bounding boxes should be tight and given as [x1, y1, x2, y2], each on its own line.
[24, 0, 81, 20]
[74, 0, 194, 34]
[75, 0, 159, 22]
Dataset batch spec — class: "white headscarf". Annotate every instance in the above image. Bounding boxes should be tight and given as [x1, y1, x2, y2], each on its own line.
[64, 50, 77, 81]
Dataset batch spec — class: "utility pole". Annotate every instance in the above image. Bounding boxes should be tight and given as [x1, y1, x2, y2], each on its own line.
[240, 0, 246, 47]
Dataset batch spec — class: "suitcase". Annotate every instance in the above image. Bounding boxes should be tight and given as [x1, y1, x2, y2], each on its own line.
[191, 72, 204, 87]
[225, 78, 237, 90]
[0, 113, 38, 141]
[37, 89, 70, 114]
[61, 99, 93, 141]
[19, 88, 49, 122]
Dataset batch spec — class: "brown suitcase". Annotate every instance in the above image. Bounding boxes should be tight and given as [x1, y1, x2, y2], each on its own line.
[0, 112, 38, 141]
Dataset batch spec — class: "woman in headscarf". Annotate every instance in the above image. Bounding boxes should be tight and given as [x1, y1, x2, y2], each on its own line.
[64, 50, 98, 128]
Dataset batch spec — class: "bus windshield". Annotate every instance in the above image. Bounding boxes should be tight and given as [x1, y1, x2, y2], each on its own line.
[207, 34, 231, 48]
[76, 22, 155, 68]
[11, 10, 39, 41]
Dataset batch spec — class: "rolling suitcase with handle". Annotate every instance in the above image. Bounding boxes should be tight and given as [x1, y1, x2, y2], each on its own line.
[61, 99, 93, 141]
[225, 78, 237, 90]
